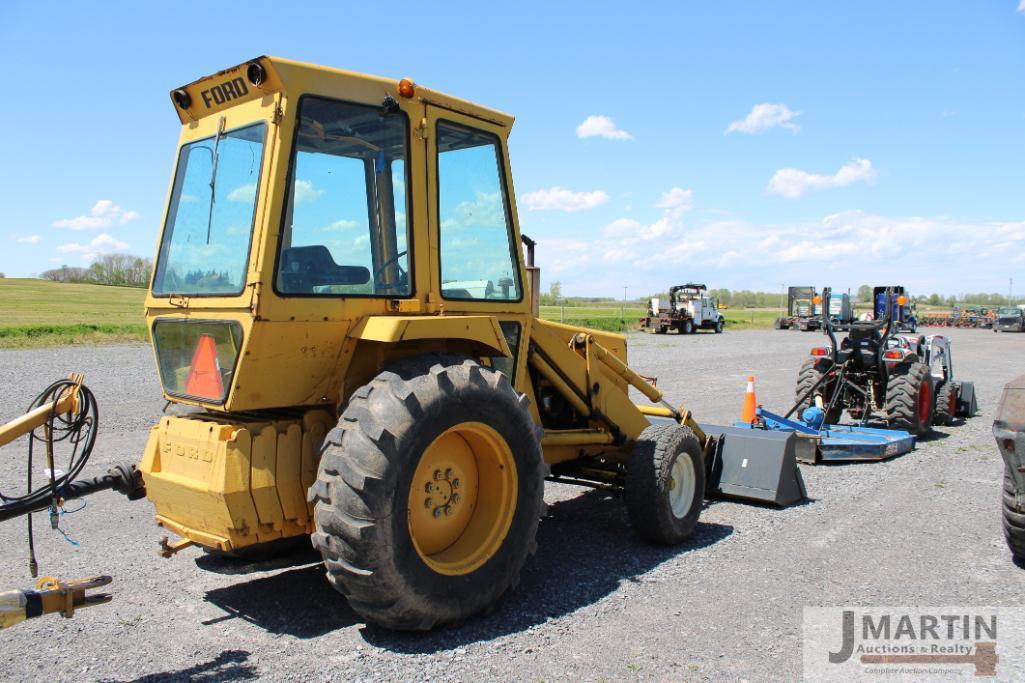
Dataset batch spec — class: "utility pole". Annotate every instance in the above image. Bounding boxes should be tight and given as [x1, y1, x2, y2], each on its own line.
[1009, 277, 1014, 306]
[621, 285, 628, 321]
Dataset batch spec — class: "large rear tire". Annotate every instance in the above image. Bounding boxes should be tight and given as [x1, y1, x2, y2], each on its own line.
[1003, 469, 1025, 561]
[795, 358, 841, 424]
[885, 361, 933, 436]
[683, 320, 694, 335]
[309, 355, 545, 630]
[625, 424, 704, 545]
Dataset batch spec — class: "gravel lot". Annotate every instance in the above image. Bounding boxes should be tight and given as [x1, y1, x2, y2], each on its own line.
[1, 328, 1022, 682]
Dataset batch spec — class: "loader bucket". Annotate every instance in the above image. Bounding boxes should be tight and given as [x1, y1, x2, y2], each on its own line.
[700, 424, 808, 506]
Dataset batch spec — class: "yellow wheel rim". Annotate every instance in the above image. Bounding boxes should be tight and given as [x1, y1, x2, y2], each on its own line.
[407, 422, 518, 576]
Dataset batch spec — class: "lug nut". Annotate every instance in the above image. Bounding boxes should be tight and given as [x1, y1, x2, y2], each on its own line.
[424, 482, 433, 493]
[443, 505, 453, 516]
[451, 493, 461, 504]
[424, 498, 432, 508]
[444, 468, 453, 479]
[452, 478, 461, 489]
[433, 469, 443, 480]
[433, 508, 443, 518]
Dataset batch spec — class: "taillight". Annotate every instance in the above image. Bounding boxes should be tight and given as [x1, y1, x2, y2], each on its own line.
[882, 349, 906, 361]
[152, 320, 242, 402]
[810, 347, 830, 357]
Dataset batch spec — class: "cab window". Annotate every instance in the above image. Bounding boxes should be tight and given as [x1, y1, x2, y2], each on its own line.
[436, 121, 520, 301]
[276, 97, 410, 296]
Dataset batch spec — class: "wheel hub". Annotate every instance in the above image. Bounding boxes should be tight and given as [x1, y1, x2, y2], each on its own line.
[407, 423, 518, 576]
[423, 469, 463, 517]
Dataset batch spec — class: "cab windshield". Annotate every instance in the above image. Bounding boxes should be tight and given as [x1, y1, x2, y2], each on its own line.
[999, 307, 1020, 316]
[152, 123, 266, 296]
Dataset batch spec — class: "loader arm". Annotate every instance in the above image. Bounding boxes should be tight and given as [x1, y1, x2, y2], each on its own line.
[527, 319, 706, 448]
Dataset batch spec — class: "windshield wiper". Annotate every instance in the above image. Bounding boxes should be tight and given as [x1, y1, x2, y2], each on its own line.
[206, 116, 226, 244]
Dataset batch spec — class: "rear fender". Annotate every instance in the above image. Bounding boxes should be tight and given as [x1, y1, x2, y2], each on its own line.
[348, 315, 511, 357]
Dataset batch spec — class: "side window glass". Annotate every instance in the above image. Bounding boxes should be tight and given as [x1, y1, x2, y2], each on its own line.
[277, 97, 410, 296]
[437, 122, 520, 301]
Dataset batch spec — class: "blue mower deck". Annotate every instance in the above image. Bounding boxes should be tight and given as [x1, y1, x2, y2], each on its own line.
[733, 407, 917, 463]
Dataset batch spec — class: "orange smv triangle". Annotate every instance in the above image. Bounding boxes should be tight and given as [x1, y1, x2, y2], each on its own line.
[185, 334, 224, 400]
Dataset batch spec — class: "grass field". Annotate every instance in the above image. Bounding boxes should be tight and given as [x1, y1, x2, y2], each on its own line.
[0, 278, 147, 348]
[0, 279, 783, 348]
[539, 304, 780, 332]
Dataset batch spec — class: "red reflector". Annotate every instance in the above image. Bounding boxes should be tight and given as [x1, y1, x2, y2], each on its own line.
[811, 347, 829, 356]
[883, 349, 904, 360]
[185, 334, 225, 399]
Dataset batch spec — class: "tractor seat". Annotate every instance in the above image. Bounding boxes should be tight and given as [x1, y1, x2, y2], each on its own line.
[279, 245, 370, 293]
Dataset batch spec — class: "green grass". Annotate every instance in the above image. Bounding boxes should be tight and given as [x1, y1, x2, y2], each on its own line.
[540, 304, 781, 333]
[0, 279, 783, 348]
[0, 279, 147, 348]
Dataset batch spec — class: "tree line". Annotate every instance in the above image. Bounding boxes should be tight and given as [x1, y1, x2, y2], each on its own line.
[540, 281, 1021, 309]
[39, 254, 152, 288]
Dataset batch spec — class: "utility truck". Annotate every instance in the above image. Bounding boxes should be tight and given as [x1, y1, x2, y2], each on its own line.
[642, 284, 725, 334]
[774, 286, 821, 331]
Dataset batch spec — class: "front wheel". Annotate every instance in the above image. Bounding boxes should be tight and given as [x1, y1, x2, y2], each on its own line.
[1003, 469, 1025, 560]
[683, 320, 694, 335]
[625, 424, 704, 544]
[714, 319, 724, 334]
[934, 382, 956, 426]
[309, 355, 545, 630]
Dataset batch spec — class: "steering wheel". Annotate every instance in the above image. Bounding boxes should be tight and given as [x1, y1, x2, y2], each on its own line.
[373, 250, 408, 291]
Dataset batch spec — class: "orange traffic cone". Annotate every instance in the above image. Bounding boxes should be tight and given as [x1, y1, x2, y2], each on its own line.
[741, 375, 759, 423]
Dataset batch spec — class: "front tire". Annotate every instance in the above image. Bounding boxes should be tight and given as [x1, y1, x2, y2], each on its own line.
[714, 319, 724, 333]
[886, 361, 933, 436]
[683, 320, 694, 335]
[625, 424, 704, 544]
[934, 382, 956, 426]
[309, 355, 545, 630]
[1003, 469, 1025, 560]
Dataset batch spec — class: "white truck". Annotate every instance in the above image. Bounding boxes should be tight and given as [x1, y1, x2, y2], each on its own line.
[643, 283, 725, 334]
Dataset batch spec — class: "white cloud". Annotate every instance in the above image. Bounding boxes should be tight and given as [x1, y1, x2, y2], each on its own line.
[52, 200, 140, 230]
[767, 159, 877, 199]
[655, 187, 694, 216]
[522, 187, 609, 212]
[55, 233, 130, 261]
[726, 103, 801, 135]
[318, 219, 360, 233]
[1019, 0, 1025, 13]
[576, 115, 633, 141]
[599, 187, 694, 244]
[227, 184, 256, 202]
[538, 209, 1025, 297]
[294, 179, 324, 204]
[16, 235, 41, 244]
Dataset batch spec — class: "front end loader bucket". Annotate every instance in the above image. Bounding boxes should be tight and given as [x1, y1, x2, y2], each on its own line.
[700, 424, 808, 506]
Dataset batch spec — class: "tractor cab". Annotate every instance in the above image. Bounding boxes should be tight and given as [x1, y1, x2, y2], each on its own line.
[146, 57, 530, 413]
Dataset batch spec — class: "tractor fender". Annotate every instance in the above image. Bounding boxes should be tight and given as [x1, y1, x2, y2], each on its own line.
[348, 315, 511, 357]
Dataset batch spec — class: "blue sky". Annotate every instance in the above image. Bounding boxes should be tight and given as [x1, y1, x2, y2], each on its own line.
[1, 1, 1023, 298]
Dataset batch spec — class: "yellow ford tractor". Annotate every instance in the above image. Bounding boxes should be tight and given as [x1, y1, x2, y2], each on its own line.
[124, 57, 719, 630]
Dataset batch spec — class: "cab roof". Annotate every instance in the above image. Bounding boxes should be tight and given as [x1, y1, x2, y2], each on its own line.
[169, 56, 515, 129]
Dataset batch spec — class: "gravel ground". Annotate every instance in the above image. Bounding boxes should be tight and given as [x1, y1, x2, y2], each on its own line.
[0, 328, 1022, 682]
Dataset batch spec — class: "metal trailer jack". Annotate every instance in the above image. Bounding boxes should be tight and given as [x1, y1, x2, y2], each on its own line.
[734, 407, 916, 464]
